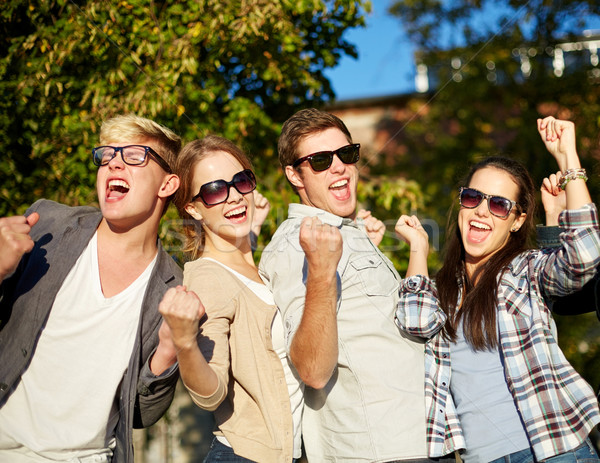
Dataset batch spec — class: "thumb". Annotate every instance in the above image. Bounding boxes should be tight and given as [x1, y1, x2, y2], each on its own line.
[26, 212, 40, 227]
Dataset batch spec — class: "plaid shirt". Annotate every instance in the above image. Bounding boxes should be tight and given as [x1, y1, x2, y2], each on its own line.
[396, 204, 600, 460]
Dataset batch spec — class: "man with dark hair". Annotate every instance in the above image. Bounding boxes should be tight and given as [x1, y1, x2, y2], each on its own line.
[0, 115, 182, 462]
[260, 108, 454, 462]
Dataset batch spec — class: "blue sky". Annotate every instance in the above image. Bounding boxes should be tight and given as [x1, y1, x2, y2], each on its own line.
[326, 1, 600, 102]
[325, 0, 415, 101]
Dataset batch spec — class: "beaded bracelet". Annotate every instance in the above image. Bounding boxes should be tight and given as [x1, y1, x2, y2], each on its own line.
[559, 168, 588, 190]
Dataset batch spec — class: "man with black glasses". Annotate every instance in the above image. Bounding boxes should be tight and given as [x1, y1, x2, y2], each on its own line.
[259, 108, 454, 462]
[0, 114, 183, 462]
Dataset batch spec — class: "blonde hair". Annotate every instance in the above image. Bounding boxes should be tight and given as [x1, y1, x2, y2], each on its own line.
[100, 114, 181, 171]
[174, 135, 253, 260]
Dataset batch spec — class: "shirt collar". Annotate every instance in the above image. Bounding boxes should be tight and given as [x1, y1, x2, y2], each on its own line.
[287, 203, 358, 228]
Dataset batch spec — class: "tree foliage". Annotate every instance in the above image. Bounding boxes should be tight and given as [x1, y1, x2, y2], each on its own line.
[0, 0, 371, 216]
[387, 0, 600, 219]
[389, 0, 600, 52]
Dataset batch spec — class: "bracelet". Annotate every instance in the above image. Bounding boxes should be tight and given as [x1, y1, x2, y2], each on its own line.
[559, 168, 588, 190]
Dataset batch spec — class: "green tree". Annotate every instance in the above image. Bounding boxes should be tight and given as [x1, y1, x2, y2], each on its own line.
[386, 0, 600, 218]
[0, 0, 371, 218]
[389, 0, 600, 51]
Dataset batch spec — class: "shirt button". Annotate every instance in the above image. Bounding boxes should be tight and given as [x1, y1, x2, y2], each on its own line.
[21, 348, 27, 357]
[0, 383, 7, 392]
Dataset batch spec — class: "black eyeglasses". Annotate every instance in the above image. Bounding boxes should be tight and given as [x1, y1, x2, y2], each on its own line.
[192, 169, 257, 206]
[459, 187, 519, 219]
[292, 143, 360, 172]
[92, 145, 171, 173]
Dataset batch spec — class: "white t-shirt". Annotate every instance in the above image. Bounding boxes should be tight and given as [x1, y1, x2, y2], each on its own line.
[0, 232, 155, 462]
[205, 258, 304, 459]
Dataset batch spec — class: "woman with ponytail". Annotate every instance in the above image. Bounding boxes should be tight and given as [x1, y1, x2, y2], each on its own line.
[158, 136, 303, 463]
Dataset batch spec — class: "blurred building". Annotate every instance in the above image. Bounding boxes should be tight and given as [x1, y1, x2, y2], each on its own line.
[414, 31, 600, 92]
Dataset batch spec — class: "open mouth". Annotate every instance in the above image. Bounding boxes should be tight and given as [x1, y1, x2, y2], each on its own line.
[330, 179, 348, 190]
[467, 220, 491, 243]
[329, 178, 351, 201]
[107, 179, 130, 199]
[224, 206, 247, 221]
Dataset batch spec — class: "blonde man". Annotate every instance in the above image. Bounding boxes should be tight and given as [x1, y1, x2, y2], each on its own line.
[0, 115, 182, 462]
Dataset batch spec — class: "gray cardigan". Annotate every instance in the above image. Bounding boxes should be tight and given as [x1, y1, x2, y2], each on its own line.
[0, 199, 182, 462]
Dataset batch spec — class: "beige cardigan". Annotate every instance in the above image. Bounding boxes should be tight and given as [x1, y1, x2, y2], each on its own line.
[183, 258, 295, 463]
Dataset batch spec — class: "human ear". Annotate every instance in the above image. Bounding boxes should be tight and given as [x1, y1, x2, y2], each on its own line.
[511, 212, 527, 232]
[185, 203, 203, 221]
[285, 165, 304, 190]
[159, 174, 180, 198]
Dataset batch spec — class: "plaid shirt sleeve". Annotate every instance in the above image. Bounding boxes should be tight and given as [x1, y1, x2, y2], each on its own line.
[396, 275, 466, 457]
[395, 275, 446, 338]
[539, 203, 600, 298]
[498, 204, 600, 461]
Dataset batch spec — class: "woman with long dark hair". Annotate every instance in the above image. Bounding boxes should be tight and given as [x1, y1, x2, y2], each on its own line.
[395, 117, 600, 462]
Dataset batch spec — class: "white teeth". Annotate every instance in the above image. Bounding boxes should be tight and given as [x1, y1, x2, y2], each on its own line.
[108, 179, 130, 189]
[470, 221, 490, 230]
[225, 206, 246, 218]
[330, 179, 348, 188]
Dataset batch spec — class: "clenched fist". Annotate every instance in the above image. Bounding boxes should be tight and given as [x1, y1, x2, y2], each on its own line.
[158, 285, 206, 351]
[0, 212, 40, 281]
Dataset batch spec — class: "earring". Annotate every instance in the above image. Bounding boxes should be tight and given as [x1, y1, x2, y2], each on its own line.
[511, 227, 518, 232]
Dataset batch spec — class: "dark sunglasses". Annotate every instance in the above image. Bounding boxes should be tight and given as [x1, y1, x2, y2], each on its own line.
[92, 145, 171, 173]
[292, 143, 360, 172]
[192, 169, 256, 206]
[459, 187, 519, 219]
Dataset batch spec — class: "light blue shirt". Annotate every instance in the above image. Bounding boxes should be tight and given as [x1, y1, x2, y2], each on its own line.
[259, 204, 428, 463]
[450, 322, 530, 462]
